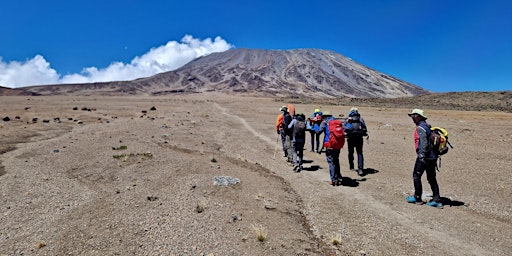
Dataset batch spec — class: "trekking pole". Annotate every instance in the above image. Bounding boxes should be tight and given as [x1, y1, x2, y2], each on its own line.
[273, 134, 279, 160]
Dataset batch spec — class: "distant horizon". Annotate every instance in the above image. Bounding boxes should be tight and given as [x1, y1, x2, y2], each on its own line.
[1, 1, 511, 92]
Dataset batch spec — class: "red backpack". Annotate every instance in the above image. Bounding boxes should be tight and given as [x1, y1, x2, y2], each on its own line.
[324, 119, 345, 149]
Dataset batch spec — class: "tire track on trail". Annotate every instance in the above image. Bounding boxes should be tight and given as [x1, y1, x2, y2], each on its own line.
[213, 103, 273, 145]
[213, 102, 491, 255]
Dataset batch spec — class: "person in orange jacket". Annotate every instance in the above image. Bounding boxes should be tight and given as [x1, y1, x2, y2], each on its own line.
[276, 106, 288, 157]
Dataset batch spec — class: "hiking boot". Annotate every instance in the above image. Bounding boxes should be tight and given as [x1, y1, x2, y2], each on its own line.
[357, 169, 364, 176]
[406, 196, 423, 205]
[336, 178, 343, 186]
[328, 180, 336, 186]
[426, 201, 443, 208]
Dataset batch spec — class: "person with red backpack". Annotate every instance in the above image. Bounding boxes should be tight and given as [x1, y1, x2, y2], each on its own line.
[406, 109, 443, 208]
[317, 113, 346, 186]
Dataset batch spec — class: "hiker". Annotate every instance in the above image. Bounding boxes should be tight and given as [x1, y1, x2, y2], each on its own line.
[282, 106, 294, 163]
[288, 113, 307, 172]
[317, 112, 345, 186]
[276, 106, 287, 157]
[306, 108, 323, 152]
[406, 109, 443, 208]
[343, 107, 368, 176]
[314, 114, 327, 153]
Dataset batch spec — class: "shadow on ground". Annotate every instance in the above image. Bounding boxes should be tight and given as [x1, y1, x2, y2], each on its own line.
[340, 177, 359, 187]
[302, 165, 321, 171]
[440, 197, 466, 207]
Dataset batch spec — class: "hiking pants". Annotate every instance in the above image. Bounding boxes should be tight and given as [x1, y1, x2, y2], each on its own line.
[412, 157, 440, 201]
[292, 141, 305, 168]
[309, 130, 320, 151]
[285, 134, 293, 162]
[347, 136, 364, 170]
[325, 148, 341, 182]
[280, 130, 287, 156]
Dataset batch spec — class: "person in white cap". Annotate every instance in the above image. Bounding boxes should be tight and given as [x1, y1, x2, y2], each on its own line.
[406, 109, 443, 208]
[344, 107, 368, 176]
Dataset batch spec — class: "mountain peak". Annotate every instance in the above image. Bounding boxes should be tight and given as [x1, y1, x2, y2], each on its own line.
[10, 48, 428, 98]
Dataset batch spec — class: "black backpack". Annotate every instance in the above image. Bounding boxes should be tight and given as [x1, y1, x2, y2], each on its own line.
[348, 114, 367, 137]
[293, 119, 306, 141]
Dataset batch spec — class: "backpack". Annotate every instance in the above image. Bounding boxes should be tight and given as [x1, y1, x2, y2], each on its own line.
[430, 126, 452, 156]
[324, 119, 345, 150]
[293, 120, 306, 141]
[346, 114, 367, 137]
[283, 113, 293, 135]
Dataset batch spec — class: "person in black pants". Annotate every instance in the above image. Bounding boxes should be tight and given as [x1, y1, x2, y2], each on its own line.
[343, 108, 367, 176]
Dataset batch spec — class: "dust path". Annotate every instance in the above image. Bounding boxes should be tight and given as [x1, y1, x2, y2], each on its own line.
[213, 102, 273, 145]
[214, 102, 492, 256]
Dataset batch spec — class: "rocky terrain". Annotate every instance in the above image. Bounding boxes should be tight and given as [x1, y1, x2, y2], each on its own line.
[1, 94, 511, 255]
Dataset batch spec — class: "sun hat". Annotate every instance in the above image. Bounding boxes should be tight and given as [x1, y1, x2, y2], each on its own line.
[408, 109, 426, 118]
[350, 107, 358, 112]
[280, 106, 288, 112]
[314, 108, 320, 113]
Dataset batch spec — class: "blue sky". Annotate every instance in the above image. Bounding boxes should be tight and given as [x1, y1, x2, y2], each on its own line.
[1, 0, 511, 92]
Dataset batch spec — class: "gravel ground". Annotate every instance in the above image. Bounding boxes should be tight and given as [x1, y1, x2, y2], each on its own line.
[0, 94, 511, 256]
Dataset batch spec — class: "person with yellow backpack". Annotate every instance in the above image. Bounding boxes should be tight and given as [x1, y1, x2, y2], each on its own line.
[406, 109, 443, 208]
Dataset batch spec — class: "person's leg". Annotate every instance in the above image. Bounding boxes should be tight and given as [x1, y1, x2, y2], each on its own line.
[291, 141, 298, 166]
[280, 131, 287, 157]
[310, 131, 315, 152]
[425, 159, 440, 202]
[326, 149, 336, 184]
[347, 139, 355, 170]
[412, 157, 425, 199]
[315, 133, 321, 152]
[333, 149, 342, 182]
[297, 142, 304, 171]
[285, 135, 293, 162]
[355, 136, 364, 173]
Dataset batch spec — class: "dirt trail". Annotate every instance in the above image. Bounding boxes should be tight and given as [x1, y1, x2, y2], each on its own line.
[1, 95, 510, 255]
[213, 99, 511, 256]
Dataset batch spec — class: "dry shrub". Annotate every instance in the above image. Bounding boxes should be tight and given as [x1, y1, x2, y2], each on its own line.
[330, 233, 343, 246]
[251, 224, 268, 242]
[196, 201, 206, 213]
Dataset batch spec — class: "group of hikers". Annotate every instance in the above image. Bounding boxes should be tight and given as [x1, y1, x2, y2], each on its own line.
[275, 105, 444, 208]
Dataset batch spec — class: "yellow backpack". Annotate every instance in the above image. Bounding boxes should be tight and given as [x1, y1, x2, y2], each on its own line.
[430, 127, 452, 156]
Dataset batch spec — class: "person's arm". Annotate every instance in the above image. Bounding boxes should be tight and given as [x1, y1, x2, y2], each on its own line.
[276, 115, 283, 133]
[288, 119, 297, 129]
[417, 126, 429, 159]
[316, 121, 326, 135]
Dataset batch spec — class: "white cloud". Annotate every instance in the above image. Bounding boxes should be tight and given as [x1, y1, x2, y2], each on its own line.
[0, 35, 233, 88]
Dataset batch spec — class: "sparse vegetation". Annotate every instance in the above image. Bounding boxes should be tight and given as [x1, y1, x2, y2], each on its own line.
[330, 233, 343, 246]
[36, 241, 46, 249]
[113, 152, 153, 160]
[251, 224, 268, 242]
[112, 145, 127, 150]
[196, 201, 206, 213]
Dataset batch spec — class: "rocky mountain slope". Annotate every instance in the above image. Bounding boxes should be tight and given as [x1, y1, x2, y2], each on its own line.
[8, 48, 428, 98]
